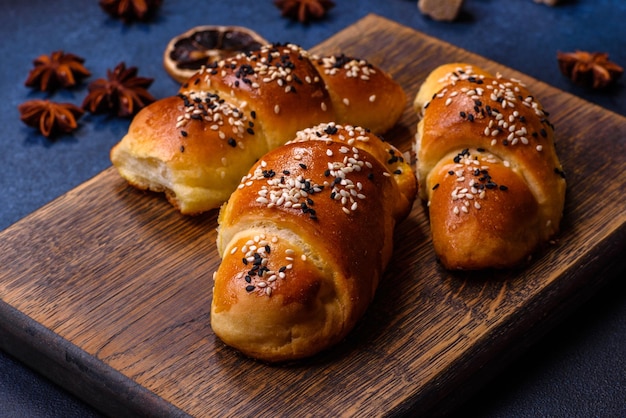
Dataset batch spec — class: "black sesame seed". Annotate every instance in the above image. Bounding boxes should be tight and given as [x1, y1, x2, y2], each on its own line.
[245, 275, 252, 283]
[432, 183, 439, 190]
[181, 130, 188, 137]
[299, 163, 307, 169]
[247, 128, 255, 135]
[324, 125, 338, 135]
[394, 169, 402, 174]
[180, 145, 185, 152]
[228, 138, 237, 147]
[499, 185, 508, 191]
[245, 285, 255, 292]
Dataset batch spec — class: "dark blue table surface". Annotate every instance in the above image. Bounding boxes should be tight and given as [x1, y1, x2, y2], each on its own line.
[1, 1, 624, 416]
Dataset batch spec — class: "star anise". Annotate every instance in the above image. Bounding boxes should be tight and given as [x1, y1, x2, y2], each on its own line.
[25, 51, 91, 92]
[274, 0, 335, 23]
[82, 62, 156, 117]
[557, 50, 623, 89]
[99, 0, 162, 22]
[18, 100, 84, 137]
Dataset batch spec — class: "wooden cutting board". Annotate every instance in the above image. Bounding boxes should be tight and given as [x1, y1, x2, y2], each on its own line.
[1, 14, 624, 417]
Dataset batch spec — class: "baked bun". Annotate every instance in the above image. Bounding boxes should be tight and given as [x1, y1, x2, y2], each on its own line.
[111, 43, 406, 215]
[415, 63, 566, 269]
[110, 93, 265, 215]
[211, 123, 416, 362]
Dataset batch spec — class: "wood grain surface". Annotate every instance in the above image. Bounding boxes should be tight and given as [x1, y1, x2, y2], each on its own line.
[1, 15, 624, 417]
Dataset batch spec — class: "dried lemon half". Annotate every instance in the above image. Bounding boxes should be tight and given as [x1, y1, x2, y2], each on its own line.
[164, 25, 268, 83]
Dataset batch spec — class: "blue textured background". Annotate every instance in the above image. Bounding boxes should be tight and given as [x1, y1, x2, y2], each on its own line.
[1, 0, 624, 416]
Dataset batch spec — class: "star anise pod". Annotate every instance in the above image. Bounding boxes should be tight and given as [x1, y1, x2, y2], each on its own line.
[557, 50, 623, 89]
[274, 0, 335, 23]
[18, 100, 84, 138]
[82, 62, 156, 117]
[25, 51, 91, 92]
[99, 0, 162, 22]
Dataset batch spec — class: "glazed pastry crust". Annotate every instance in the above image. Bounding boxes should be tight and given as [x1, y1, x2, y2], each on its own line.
[212, 123, 416, 362]
[111, 44, 406, 215]
[415, 63, 566, 269]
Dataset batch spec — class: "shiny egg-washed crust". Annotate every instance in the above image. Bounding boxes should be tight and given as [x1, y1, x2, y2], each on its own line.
[415, 63, 566, 270]
[111, 43, 406, 215]
[212, 123, 416, 362]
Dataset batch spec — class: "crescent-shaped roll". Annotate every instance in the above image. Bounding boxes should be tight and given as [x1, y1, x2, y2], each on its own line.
[414, 63, 566, 269]
[211, 123, 417, 362]
[109, 43, 407, 215]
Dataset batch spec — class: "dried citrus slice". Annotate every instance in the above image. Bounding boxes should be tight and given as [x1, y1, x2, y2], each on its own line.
[163, 25, 268, 83]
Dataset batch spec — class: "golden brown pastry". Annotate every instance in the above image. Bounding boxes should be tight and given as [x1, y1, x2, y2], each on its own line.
[211, 123, 417, 362]
[414, 63, 566, 269]
[111, 43, 406, 215]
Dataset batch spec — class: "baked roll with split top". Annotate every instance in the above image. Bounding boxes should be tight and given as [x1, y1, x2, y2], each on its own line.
[414, 63, 566, 270]
[211, 123, 417, 362]
[110, 43, 406, 215]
